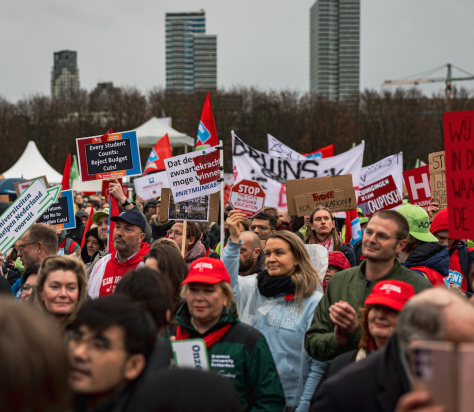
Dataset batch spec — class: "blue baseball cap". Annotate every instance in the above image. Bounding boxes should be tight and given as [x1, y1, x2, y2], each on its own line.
[111, 210, 147, 233]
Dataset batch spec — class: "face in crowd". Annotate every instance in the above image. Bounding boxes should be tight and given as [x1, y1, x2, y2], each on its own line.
[96, 216, 109, 244]
[186, 282, 228, 331]
[21, 273, 38, 302]
[311, 210, 334, 240]
[239, 232, 261, 274]
[168, 223, 194, 252]
[39, 269, 79, 320]
[361, 216, 405, 263]
[264, 237, 297, 278]
[18, 230, 41, 268]
[250, 218, 274, 241]
[86, 236, 102, 257]
[113, 220, 145, 256]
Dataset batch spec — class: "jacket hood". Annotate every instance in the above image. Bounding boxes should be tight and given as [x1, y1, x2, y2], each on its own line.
[112, 242, 150, 268]
[404, 242, 450, 277]
[151, 219, 175, 240]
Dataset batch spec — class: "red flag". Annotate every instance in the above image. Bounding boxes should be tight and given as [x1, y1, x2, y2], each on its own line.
[344, 209, 362, 246]
[80, 204, 94, 248]
[195, 92, 218, 150]
[61, 153, 71, 190]
[303, 144, 335, 159]
[144, 134, 172, 175]
[108, 196, 120, 255]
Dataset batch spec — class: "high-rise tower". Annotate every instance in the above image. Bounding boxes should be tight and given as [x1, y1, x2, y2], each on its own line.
[51, 50, 80, 99]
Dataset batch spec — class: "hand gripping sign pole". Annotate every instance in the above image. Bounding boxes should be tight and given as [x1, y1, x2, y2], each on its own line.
[0, 180, 62, 255]
[219, 140, 224, 261]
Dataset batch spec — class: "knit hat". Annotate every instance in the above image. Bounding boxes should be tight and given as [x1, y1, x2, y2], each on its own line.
[397, 204, 438, 242]
[364, 280, 415, 311]
[182, 257, 230, 285]
[328, 251, 351, 271]
[430, 208, 448, 235]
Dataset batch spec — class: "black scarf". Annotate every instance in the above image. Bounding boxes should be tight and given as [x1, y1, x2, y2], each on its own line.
[257, 270, 296, 298]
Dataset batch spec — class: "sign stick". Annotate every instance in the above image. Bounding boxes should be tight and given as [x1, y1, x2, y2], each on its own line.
[219, 140, 224, 261]
[181, 220, 187, 258]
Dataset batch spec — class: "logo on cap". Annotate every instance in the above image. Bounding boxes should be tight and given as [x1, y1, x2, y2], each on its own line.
[379, 284, 402, 294]
[194, 261, 213, 271]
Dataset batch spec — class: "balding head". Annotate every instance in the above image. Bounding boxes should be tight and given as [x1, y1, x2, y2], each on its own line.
[238, 231, 263, 276]
[398, 288, 474, 351]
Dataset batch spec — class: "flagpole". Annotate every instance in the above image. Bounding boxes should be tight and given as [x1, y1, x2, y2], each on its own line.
[219, 140, 224, 261]
[181, 220, 187, 258]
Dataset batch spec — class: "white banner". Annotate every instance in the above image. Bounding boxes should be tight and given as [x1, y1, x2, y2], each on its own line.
[360, 153, 403, 200]
[134, 172, 169, 201]
[267, 134, 306, 160]
[165, 147, 220, 203]
[232, 132, 365, 208]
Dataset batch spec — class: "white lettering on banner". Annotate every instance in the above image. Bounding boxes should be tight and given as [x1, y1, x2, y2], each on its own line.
[359, 153, 404, 203]
[408, 174, 431, 200]
[211, 354, 235, 369]
[232, 132, 365, 208]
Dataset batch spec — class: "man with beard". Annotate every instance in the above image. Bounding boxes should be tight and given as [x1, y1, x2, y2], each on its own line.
[238, 231, 265, 277]
[88, 210, 150, 299]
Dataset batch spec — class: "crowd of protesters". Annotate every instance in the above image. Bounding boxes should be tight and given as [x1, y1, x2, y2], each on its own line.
[1, 180, 474, 412]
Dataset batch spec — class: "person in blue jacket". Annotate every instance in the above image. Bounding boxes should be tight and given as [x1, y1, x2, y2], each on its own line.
[223, 210, 327, 412]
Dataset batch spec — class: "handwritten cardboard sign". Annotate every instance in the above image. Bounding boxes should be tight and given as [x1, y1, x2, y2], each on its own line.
[15, 176, 49, 197]
[37, 190, 76, 230]
[0, 180, 61, 254]
[285, 175, 356, 217]
[403, 166, 431, 211]
[429, 151, 446, 210]
[159, 188, 219, 223]
[444, 110, 474, 238]
[358, 175, 403, 216]
[76, 131, 142, 182]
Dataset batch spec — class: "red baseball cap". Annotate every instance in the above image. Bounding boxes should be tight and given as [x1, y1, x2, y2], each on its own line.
[364, 280, 415, 311]
[181, 257, 231, 285]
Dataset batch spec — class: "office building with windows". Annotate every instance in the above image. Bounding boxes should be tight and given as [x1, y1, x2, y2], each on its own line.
[51, 50, 80, 99]
[165, 11, 217, 92]
[310, 0, 360, 101]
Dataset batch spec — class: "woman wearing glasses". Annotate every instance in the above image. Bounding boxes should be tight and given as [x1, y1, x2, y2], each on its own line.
[34, 256, 88, 329]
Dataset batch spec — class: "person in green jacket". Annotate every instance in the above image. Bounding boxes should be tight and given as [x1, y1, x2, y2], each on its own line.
[304, 210, 432, 362]
[174, 257, 285, 412]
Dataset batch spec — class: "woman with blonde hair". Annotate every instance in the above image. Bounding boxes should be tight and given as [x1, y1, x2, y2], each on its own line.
[305, 205, 356, 267]
[34, 255, 88, 329]
[223, 210, 327, 411]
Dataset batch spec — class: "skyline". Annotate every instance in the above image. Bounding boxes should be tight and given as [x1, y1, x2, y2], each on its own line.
[1, 0, 474, 103]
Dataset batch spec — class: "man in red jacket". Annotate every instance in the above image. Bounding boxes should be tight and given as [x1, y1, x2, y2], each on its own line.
[88, 210, 150, 299]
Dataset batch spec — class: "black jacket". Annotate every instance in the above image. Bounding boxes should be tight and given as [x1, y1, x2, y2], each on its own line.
[151, 219, 174, 241]
[310, 334, 409, 412]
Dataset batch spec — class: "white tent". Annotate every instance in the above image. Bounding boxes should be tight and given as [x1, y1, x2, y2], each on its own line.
[134, 117, 194, 151]
[2, 141, 63, 184]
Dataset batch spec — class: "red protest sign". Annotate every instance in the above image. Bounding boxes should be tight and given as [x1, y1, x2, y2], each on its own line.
[403, 165, 431, 211]
[444, 110, 474, 238]
[358, 175, 403, 216]
[229, 180, 265, 218]
[101, 179, 129, 203]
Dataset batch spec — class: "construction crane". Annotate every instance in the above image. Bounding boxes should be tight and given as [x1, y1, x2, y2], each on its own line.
[382, 63, 474, 111]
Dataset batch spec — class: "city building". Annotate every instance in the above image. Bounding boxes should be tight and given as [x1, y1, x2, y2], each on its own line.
[51, 50, 80, 99]
[165, 11, 217, 92]
[309, 0, 360, 101]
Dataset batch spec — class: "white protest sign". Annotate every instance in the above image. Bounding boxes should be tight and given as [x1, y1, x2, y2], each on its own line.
[165, 147, 221, 203]
[267, 134, 306, 160]
[0, 180, 62, 254]
[134, 172, 169, 200]
[233, 132, 365, 208]
[171, 339, 209, 370]
[360, 153, 403, 200]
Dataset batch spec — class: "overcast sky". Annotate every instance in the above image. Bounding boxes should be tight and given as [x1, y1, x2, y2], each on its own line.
[2, 0, 474, 103]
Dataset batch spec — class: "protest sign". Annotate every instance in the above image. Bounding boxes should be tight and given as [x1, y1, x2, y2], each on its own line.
[233, 132, 364, 208]
[360, 153, 403, 199]
[358, 175, 403, 216]
[267, 134, 306, 160]
[229, 180, 265, 217]
[159, 188, 219, 223]
[37, 189, 76, 230]
[76, 130, 141, 182]
[165, 147, 220, 203]
[403, 166, 431, 211]
[15, 176, 49, 197]
[444, 110, 474, 238]
[428, 151, 447, 210]
[168, 192, 210, 222]
[285, 175, 356, 217]
[171, 339, 209, 370]
[133, 172, 169, 201]
[0, 180, 61, 254]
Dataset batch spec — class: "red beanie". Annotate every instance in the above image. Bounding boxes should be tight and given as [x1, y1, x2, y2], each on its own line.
[328, 251, 351, 271]
[430, 208, 448, 234]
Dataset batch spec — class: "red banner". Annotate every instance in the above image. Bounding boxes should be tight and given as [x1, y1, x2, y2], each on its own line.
[358, 175, 403, 216]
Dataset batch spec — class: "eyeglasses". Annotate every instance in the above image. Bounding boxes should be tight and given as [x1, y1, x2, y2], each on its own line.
[18, 242, 38, 252]
[250, 225, 270, 231]
[86, 238, 100, 247]
[364, 228, 399, 242]
[66, 330, 123, 353]
[167, 230, 183, 237]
